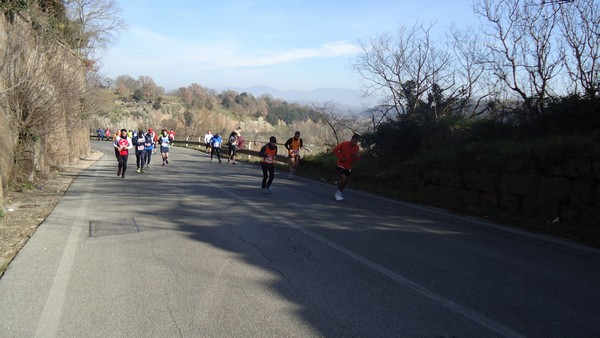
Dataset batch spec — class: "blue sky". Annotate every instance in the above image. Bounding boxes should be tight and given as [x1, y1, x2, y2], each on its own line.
[102, 0, 477, 92]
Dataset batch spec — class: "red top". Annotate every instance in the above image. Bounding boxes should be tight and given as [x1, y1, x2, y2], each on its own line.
[117, 137, 130, 156]
[333, 141, 360, 170]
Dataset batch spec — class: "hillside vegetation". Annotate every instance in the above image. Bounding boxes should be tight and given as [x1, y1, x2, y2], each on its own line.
[88, 82, 361, 152]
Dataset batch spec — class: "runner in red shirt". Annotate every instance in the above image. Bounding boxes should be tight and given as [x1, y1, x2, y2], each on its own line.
[113, 128, 133, 178]
[332, 134, 361, 201]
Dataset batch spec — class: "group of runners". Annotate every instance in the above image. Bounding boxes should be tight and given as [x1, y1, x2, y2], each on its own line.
[96, 128, 111, 141]
[111, 127, 361, 201]
[256, 131, 361, 201]
[202, 127, 245, 164]
[111, 128, 175, 178]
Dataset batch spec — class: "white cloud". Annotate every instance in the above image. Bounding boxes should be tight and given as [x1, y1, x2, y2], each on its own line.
[242, 41, 361, 67]
[107, 26, 360, 71]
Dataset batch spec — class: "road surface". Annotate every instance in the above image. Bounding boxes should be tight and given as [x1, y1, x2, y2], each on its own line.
[1, 142, 599, 337]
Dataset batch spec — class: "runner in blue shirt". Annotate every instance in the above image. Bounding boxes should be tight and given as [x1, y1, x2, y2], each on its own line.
[210, 133, 223, 163]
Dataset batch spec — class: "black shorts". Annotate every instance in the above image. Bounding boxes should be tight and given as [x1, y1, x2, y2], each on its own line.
[337, 166, 352, 176]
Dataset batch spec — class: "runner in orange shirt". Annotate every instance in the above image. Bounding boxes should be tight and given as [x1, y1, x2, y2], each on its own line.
[333, 134, 361, 201]
[284, 131, 303, 179]
[259, 136, 278, 194]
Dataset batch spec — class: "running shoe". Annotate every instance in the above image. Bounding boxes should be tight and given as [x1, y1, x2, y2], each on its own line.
[334, 191, 344, 201]
[266, 187, 272, 194]
[261, 188, 268, 194]
[136, 168, 141, 173]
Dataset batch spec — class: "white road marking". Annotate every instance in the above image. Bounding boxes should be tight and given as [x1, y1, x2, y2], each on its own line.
[34, 164, 99, 337]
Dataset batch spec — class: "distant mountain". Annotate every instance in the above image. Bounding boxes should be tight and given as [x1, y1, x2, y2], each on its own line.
[223, 85, 373, 112]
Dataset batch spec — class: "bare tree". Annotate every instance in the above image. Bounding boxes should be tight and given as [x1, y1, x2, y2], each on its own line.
[64, 0, 127, 58]
[137, 75, 158, 98]
[115, 74, 136, 93]
[474, 0, 564, 117]
[312, 102, 364, 146]
[354, 22, 456, 124]
[448, 25, 499, 118]
[555, 0, 600, 98]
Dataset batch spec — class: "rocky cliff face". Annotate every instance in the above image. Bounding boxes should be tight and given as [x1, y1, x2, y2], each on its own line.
[0, 13, 90, 209]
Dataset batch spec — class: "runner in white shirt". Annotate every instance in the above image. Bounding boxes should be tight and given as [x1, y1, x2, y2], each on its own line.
[204, 130, 213, 155]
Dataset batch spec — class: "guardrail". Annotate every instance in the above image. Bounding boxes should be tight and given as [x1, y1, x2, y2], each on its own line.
[90, 135, 291, 163]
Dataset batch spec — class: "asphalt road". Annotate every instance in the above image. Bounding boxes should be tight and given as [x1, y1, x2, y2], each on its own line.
[1, 142, 599, 338]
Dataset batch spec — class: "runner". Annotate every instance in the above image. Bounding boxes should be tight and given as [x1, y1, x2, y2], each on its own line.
[209, 133, 223, 163]
[113, 128, 133, 178]
[134, 129, 147, 173]
[159, 129, 171, 165]
[259, 136, 278, 194]
[168, 129, 175, 149]
[204, 130, 213, 155]
[333, 134, 361, 201]
[112, 128, 121, 161]
[97, 128, 105, 142]
[284, 131, 303, 179]
[145, 129, 155, 168]
[152, 129, 159, 154]
[236, 128, 245, 150]
[227, 130, 239, 164]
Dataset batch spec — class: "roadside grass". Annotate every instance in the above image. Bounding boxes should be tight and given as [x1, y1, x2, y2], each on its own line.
[21, 181, 34, 190]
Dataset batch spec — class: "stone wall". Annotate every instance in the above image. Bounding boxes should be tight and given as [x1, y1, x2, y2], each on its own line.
[392, 157, 600, 223]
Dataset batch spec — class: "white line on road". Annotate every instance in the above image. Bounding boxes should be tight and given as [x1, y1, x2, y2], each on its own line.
[34, 167, 98, 338]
